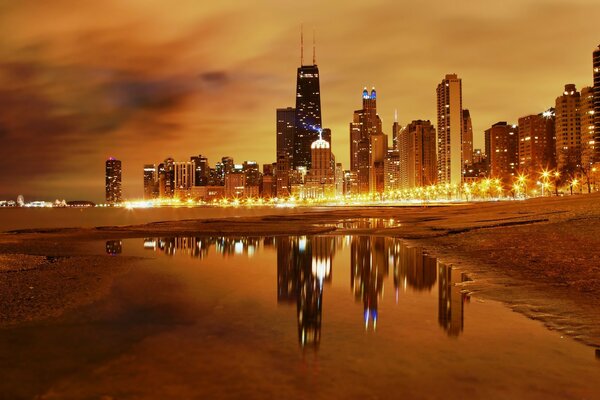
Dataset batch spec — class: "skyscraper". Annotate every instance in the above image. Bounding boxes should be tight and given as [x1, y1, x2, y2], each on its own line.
[436, 74, 463, 186]
[392, 110, 401, 150]
[462, 109, 473, 166]
[593, 44, 600, 162]
[276, 107, 295, 168]
[293, 41, 322, 170]
[105, 157, 122, 205]
[485, 122, 519, 182]
[349, 87, 385, 194]
[555, 84, 581, 170]
[580, 86, 595, 168]
[163, 157, 175, 198]
[174, 161, 195, 199]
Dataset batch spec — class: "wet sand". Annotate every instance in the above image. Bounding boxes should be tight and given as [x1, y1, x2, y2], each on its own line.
[1, 193, 599, 347]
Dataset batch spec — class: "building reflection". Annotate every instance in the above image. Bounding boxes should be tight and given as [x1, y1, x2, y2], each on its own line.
[105, 240, 122, 255]
[438, 263, 469, 337]
[277, 236, 334, 350]
[143, 236, 265, 258]
[140, 234, 469, 343]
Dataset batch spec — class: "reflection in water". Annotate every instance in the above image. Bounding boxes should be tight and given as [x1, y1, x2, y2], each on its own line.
[142, 237, 264, 258]
[105, 240, 122, 255]
[438, 265, 469, 337]
[135, 234, 470, 349]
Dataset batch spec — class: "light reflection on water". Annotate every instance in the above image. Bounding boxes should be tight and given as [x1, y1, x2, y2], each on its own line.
[108, 235, 470, 351]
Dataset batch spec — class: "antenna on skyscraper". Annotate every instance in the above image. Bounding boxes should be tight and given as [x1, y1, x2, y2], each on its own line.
[394, 109, 398, 123]
[312, 28, 316, 65]
[300, 24, 304, 65]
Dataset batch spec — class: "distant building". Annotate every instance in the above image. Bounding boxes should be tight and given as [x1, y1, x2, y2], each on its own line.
[485, 122, 519, 183]
[349, 87, 385, 194]
[383, 149, 400, 192]
[555, 84, 581, 170]
[174, 161, 195, 199]
[462, 109, 473, 166]
[105, 157, 122, 205]
[306, 135, 334, 198]
[276, 152, 291, 197]
[163, 157, 175, 198]
[243, 161, 261, 188]
[225, 172, 245, 198]
[437, 74, 463, 186]
[344, 170, 359, 195]
[143, 164, 157, 200]
[190, 155, 209, 186]
[276, 107, 295, 168]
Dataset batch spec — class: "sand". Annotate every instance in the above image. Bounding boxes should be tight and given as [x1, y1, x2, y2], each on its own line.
[1, 193, 599, 347]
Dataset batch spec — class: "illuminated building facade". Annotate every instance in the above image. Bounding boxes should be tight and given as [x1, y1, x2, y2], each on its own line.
[349, 88, 385, 194]
[143, 164, 158, 200]
[580, 86, 595, 168]
[384, 149, 400, 192]
[190, 155, 209, 186]
[594, 44, 600, 162]
[105, 157, 122, 204]
[517, 110, 556, 174]
[307, 135, 334, 197]
[555, 84, 581, 170]
[436, 74, 463, 186]
[174, 161, 195, 199]
[485, 122, 519, 182]
[399, 120, 437, 189]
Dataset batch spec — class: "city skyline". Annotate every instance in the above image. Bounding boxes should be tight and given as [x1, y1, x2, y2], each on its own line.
[1, 1, 599, 201]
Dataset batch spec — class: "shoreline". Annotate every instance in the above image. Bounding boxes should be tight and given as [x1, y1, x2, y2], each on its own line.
[1, 193, 599, 348]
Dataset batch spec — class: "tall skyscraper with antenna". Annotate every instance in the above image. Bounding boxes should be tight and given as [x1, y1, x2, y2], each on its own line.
[293, 28, 323, 170]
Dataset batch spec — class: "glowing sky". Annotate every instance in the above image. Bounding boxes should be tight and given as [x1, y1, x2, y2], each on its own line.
[1, 0, 598, 201]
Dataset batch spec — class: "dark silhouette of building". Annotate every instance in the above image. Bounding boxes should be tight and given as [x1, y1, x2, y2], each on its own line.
[143, 164, 157, 200]
[191, 155, 209, 186]
[462, 110, 474, 166]
[277, 107, 296, 169]
[438, 264, 467, 337]
[294, 37, 322, 170]
[105, 157, 122, 204]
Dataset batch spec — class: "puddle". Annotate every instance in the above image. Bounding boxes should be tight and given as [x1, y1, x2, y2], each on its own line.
[0, 235, 598, 399]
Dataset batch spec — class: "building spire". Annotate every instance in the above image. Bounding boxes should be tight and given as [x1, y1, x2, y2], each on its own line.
[312, 29, 316, 65]
[300, 24, 304, 66]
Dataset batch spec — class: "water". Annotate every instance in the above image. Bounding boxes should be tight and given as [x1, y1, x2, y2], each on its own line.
[0, 206, 311, 232]
[1, 235, 598, 399]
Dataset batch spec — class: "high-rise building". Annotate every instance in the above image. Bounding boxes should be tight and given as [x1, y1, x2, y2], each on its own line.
[174, 161, 195, 199]
[143, 164, 157, 200]
[224, 172, 245, 198]
[349, 88, 385, 194]
[242, 161, 261, 188]
[307, 135, 335, 198]
[392, 110, 401, 150]
[518, 110, 556, 174]
[485, 122, 519, 182]
[105, 157, 122, 205]
[555, 84, 581, 170]
[462, 109, 473, 166]
[580, 86, 595, 168]
[276, 107, 295, 168]
[276, 152, 291, 197]
[383, 149, 400, 192]
[190, 155, 209, 186]
[294, 55, 322, 170]
[163, 157, 175, 198]
[398, 120, 437, 189]
[436, 74, 463, 186]
[593, 44, 600, 162]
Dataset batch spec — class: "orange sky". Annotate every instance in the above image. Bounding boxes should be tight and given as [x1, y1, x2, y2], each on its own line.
[1, 0, 598, 201]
